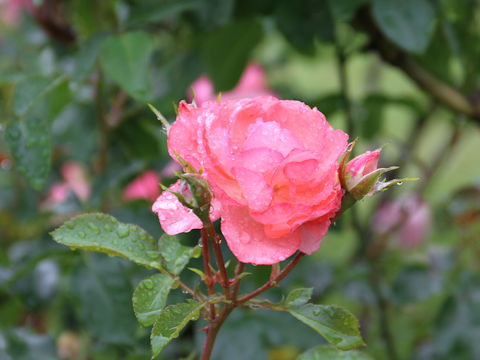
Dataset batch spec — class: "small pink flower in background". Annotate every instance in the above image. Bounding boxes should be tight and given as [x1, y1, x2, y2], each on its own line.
[123, 170, 161, 202]
[0, 0, 33, 27]
[159, 161, 182, 179]
[61, 162, 90, 202]
[153, 96, 348, 265]
[189, 63, 275, 105]
[44, 162, 90, 205]
[372, 195, 431, 248]
[48, 183, 70, 204]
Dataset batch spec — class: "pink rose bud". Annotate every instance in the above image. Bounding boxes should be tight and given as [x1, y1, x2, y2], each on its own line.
[61, 162, 91, 202]
[123, 170, 161, 202]
[339, 140, 413, 201]
[372, 195, 431, 248]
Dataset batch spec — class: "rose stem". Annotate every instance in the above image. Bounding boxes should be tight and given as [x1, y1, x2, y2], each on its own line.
[237, 252, 305, 303]
[201, 228, 216, 320]
[203, 219, 231, 300]
[231, 261, 246, 303]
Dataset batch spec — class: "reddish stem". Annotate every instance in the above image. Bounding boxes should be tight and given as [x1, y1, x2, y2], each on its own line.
[237, 252, 305, 303]
[203, 220, 231, 300]
[201, 229, 216, 320]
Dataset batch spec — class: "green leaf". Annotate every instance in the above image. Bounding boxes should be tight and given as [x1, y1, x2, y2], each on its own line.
[284, 288, 313, 307]
[127, 0, 200, 28]
[151, 300, 206, 357]
[13, 75, 69, 118]
[158, 234, 200, 275]
[51, 213, 164, 269]
[327, 0, 369, 22]
[0, 329, 58, 360]
[5, 115, 51, 190]
[132, 274, 176, 326]
[288, 304, 364, 350]
[100, 31, 155, 102]
[275, 0, 334, 53]
[72, 33, 108, 84]
[372, 0, 436, 54]
[72, 255, 137, 344]
[200, 19, 263, 91]
[298, 345, 373, 360]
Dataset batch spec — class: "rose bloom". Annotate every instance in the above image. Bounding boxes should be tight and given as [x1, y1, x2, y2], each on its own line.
[153, 96, 348, 264]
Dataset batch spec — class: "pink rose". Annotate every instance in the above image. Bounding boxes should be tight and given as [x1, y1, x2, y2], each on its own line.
[372, 195, 431, 248]
[44, 162, 90, 205]
[152, 96, 348, 264]
[189, 63, 275, 105]
[123, 170, 161, 202]
[0, 0, 33, 27]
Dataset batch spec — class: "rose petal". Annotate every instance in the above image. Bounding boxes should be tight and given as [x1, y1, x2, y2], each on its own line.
[233, 166, 273, 212]
[221, 205, 301, 265]
[242, 121, 304, 157]
[298, 218, 331, 254]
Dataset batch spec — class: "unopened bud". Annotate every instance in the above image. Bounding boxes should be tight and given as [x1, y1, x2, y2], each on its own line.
[339, 140, 416, 200]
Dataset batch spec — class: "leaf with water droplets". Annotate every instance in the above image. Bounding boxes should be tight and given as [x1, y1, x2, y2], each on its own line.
[150, 300, 206, 357]
[133, 274, 176, 326]
[5, 114, 51, 190]
[287, 304, 364, 350]
[298, 345, 373, 360]
[51, 213, 163, 269]
[284, 288, 313, 307]
[157, 234, 200, 275]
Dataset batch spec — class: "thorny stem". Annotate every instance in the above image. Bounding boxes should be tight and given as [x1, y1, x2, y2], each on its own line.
[231, 262, 246, 303]
[237, 252, 306, 303]
[203, 218, 231, 300]
[201, 229, 216, 320]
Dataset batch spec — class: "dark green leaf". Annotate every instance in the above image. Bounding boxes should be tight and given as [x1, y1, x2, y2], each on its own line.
[158, 234, 201, 275]
[72, 255, 137, 344]
[1, 328, 59, 360]
[196, 0, 235, 28]
[132, 274, 176, 326]
[100, 32, 155, 102]
[288, 304, 364, 350]
[51, 213, 163, 269]
[276, 0, 334, 53]
[12, 75, 69, 118]
[327, 0, 369, 22]
[298, 345, 373, 359]
[284, 288, 313, 307]
[151, 300, 206, 357]
[5, 115, 51, 190]
[200, 19, 263, 91]
[127, 0, 200, 28]
[372, 0, 436, 53]
[72, 33, 109, 84]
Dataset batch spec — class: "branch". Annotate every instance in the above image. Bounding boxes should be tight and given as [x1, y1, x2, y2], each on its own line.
[354, 8, 480, 120]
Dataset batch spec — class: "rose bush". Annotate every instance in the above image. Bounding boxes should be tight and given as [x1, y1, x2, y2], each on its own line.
[153, 96, 348, 264]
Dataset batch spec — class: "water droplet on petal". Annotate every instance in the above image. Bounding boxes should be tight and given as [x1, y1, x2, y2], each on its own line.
[78, 231, 86, 239]
[66, 222, 75, 230]
[104, 224, 112, 232]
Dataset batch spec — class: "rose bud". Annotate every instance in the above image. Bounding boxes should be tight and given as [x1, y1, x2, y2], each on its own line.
[339, 140, 414, 201]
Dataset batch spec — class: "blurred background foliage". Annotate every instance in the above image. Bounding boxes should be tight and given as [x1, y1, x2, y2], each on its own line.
[1, 0, 480, 359]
